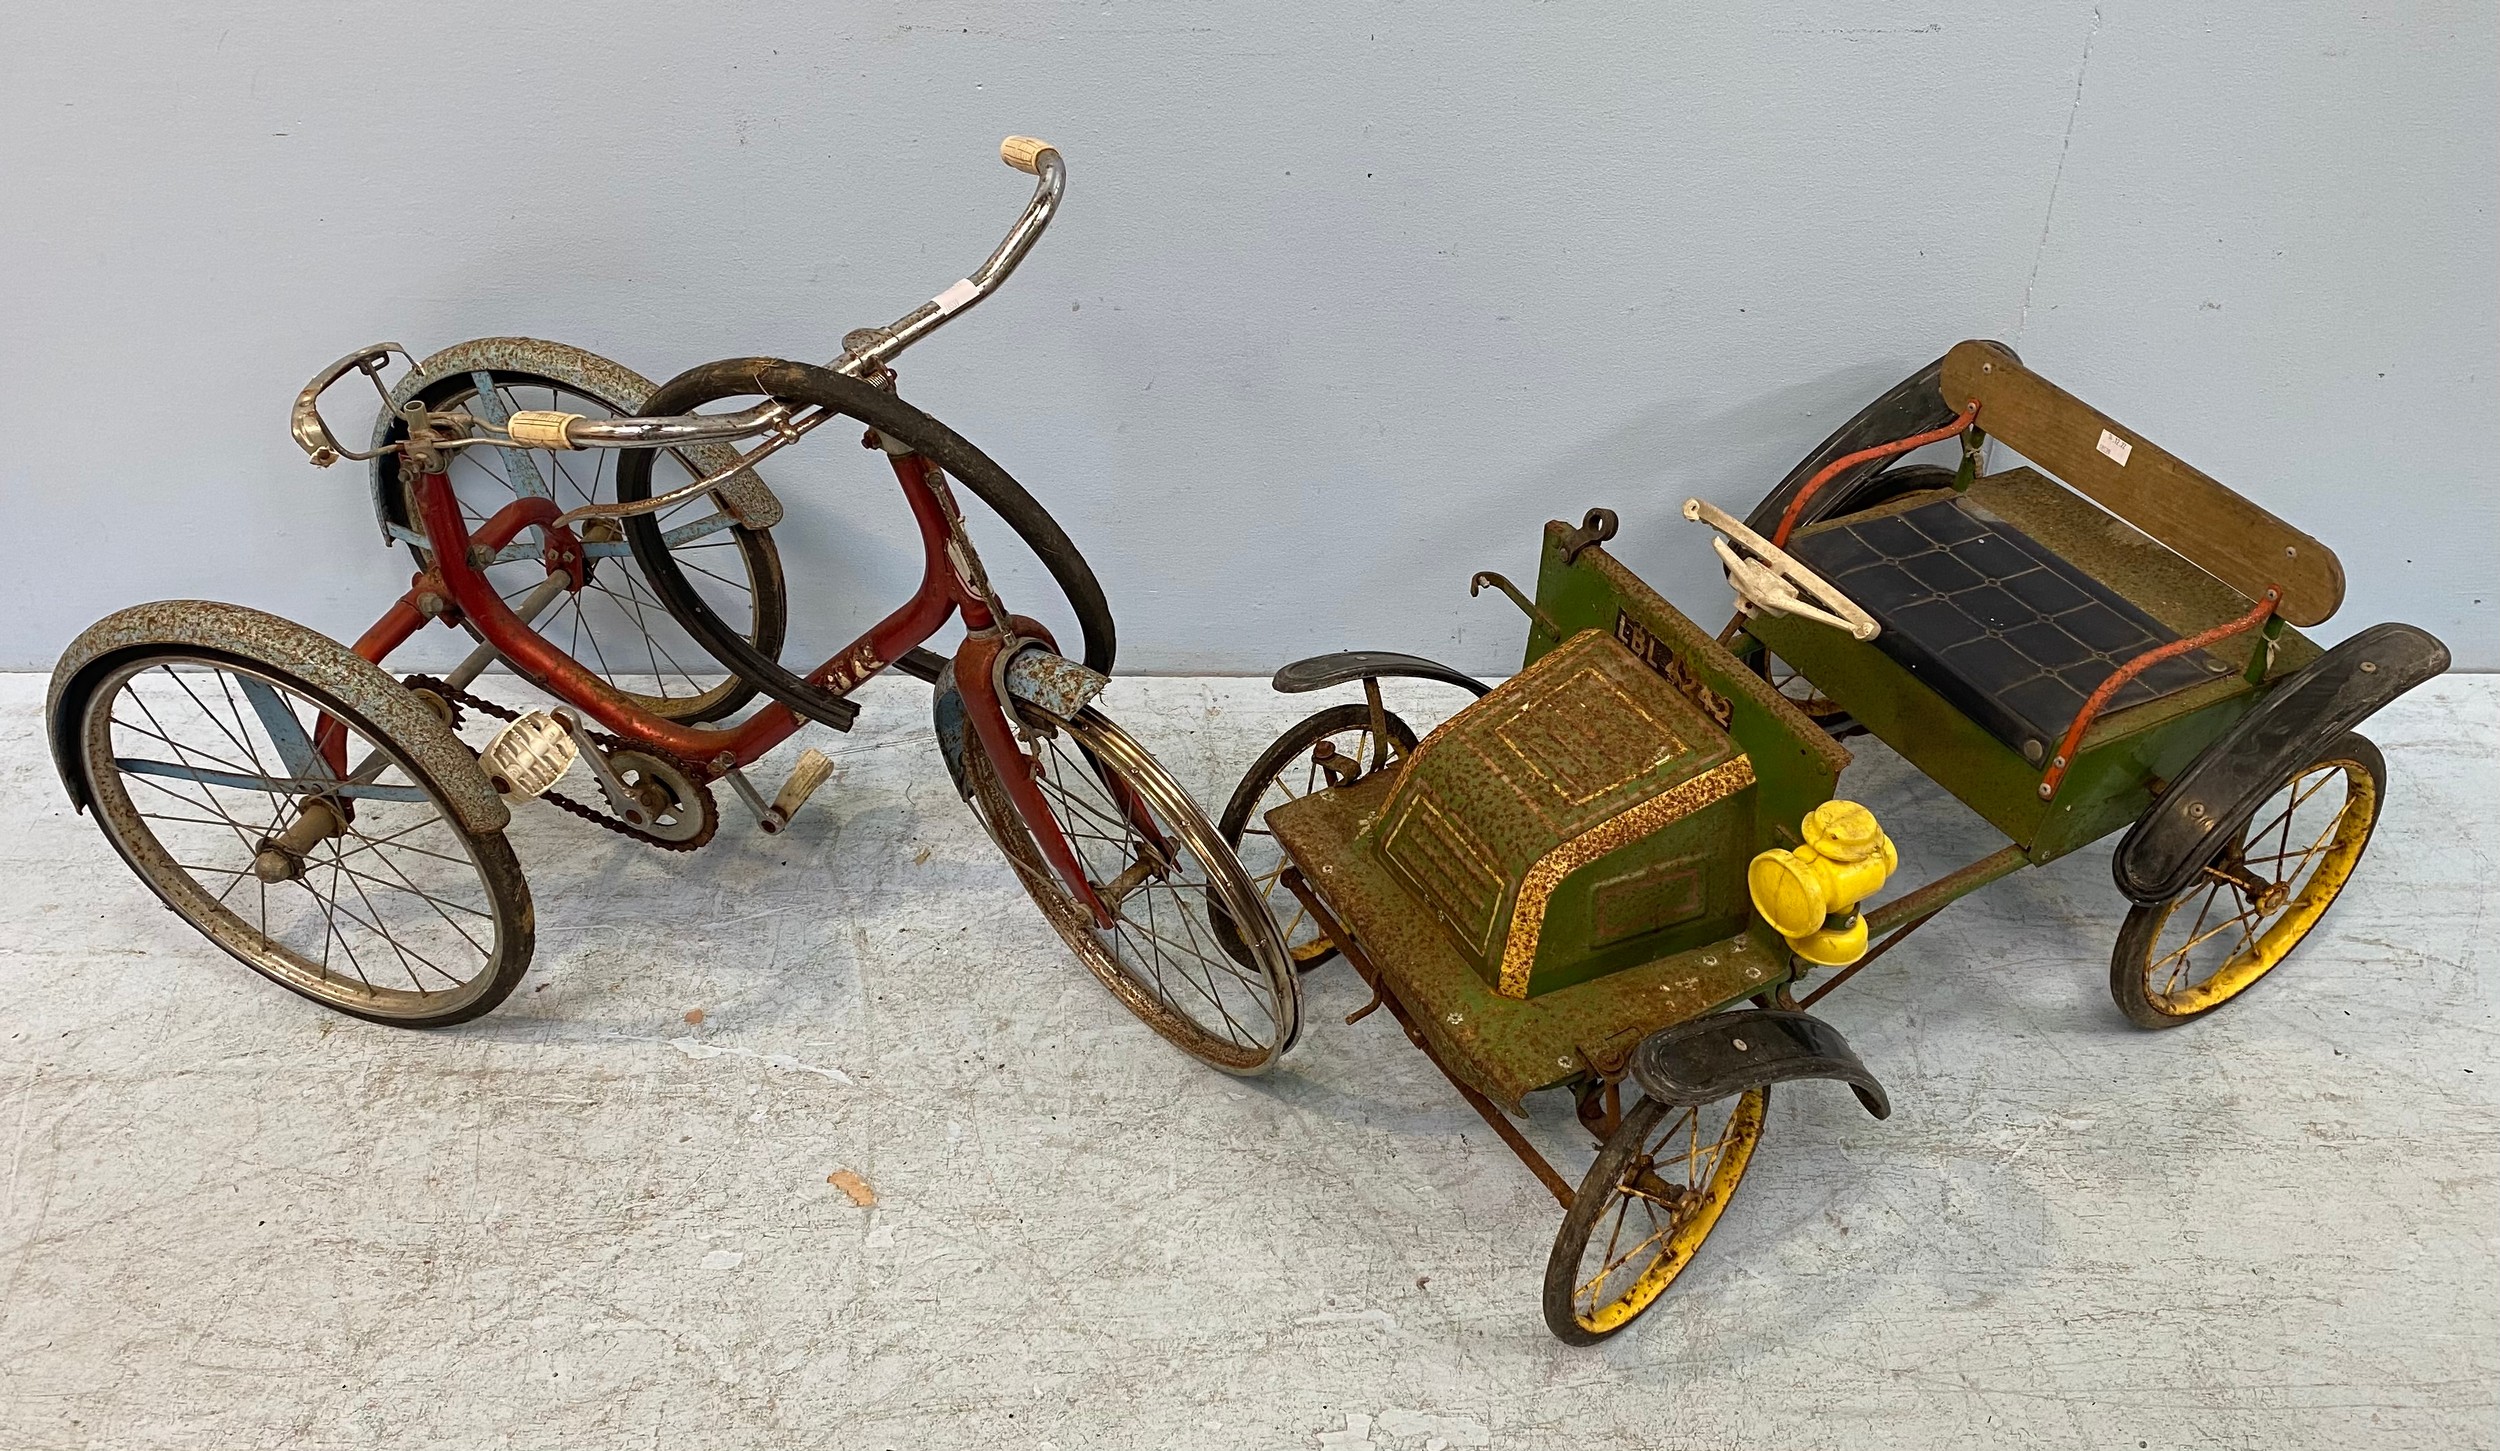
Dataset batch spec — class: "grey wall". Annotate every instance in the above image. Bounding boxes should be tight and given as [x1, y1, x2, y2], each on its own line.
[4, 2, 2492, 674]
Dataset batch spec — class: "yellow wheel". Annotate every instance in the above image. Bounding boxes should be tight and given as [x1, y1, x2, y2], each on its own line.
[1542, 1087, 1766, 1344]
[2110, 733, 2384, 1029]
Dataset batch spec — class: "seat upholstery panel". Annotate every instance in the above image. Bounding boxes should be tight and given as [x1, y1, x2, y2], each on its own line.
[1788, 496, 2231, 761]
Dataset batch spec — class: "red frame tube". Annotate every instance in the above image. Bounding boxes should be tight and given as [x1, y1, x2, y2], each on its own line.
[1771, 400, 1982, 548]
[345, 444, 1131, 923]
[377, 452, 972, 771]
[2037, 589, 2279, 800]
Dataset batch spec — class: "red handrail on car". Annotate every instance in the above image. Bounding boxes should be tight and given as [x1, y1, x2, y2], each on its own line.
[2037, 589, 2280, 800]
[1771, 400, 1983, 548]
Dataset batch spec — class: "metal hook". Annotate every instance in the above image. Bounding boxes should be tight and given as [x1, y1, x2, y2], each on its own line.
[1470, 571, 1565, 640]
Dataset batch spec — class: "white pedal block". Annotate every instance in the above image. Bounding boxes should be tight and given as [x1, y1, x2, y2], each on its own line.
[760, 747, 835, 834]
[480, 711, 577, 798]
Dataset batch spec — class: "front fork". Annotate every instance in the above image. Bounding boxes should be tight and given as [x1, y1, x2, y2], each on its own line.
[877, 431, 1167, 931]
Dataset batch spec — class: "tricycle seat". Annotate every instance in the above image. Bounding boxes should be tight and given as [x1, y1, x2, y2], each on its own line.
[1788, 494, 2232, 763]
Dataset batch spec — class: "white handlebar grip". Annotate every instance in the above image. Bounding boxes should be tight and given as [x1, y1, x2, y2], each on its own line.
[504, 410, 583, 450]
[1000, 136, 1056, 174]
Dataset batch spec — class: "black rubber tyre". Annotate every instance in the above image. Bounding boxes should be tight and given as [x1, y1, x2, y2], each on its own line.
[394, 366, 787, 724]
[2110, 733, 2385, 1029]
[616, 358, 1116, 728]
[62, 644, 534, 1028]
[1215, 702, 1417, 972]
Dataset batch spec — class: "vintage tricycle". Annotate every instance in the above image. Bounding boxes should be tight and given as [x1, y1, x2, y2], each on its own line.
[46, 139, 1300, 1065]
[1220, 340, 2449, 1342]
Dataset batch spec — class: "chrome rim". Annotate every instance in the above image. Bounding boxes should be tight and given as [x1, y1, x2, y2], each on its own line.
[80, 656, 509, 1018]
[970, 706, 1299, 1073]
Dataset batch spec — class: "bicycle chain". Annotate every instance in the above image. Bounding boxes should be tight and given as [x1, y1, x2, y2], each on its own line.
[400, 674, 717, 852]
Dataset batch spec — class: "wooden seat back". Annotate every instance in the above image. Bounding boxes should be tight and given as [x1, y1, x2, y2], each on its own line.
[1939, 340, 2344, 626]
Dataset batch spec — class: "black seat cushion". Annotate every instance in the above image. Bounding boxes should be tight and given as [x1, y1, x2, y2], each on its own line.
[1786, 497, 2231, 758]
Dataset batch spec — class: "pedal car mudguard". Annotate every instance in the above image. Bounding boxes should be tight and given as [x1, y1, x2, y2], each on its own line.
[1632, 1009, 1889, 1120]
[1271, 650, 1491, 697]
[2113, 621, 2449, 904]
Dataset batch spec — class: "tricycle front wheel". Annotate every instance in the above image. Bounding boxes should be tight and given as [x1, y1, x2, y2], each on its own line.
[2109, 733, 2383, 1028]
[1542, 1087, 1767, 1344]
[964, 700, 1302, 1075]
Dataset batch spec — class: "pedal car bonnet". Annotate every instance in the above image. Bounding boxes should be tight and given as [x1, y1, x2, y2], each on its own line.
[1361, 628, 1760, 999]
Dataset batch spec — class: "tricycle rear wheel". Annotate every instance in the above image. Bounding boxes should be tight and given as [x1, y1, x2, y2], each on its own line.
[2108, 733, 2383, 1028]
[61, 637, 533, 1026]
[1542, 1086, 1767, 1344]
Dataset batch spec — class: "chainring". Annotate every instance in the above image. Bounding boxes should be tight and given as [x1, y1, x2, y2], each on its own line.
[401, 674, 718, 851]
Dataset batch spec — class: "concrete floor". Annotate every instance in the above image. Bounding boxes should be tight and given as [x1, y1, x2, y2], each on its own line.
[1, 672, 2493, 1450]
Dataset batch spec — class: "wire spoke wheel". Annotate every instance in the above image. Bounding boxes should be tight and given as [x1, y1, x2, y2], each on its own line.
[1544, 1087, 1766, 1344]
[1757, 652, 1847, 724]
[1216, 702, 1417, 972]
[965, 701, 1301, 1074]
[70, 652, 531, 1025]
[2111, 733, 2383, 1028]
[406, 369, 786, 723]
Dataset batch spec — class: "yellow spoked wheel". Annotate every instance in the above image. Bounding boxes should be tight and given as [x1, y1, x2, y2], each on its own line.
[2110, 733, 2384, 1029]
[1542, 1087, 1767, 1344]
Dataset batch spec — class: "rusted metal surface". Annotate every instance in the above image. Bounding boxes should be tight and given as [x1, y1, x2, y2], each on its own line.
[1862, 841, 2033, 937]
[1282, 868, 1578, 1208]
[1794, 909, 1938, 1010]
[47, 600, 509, 835]
[1555, 507, 1619, 564]
[375, 337, 785, 535]
[1787, 842, 2030, 1009]
[1527, 526, 1852, 844]
[1468, 570, 1563, 641]
[1002, 642, 1108, 721]
[1365, 629, 1757, 999]
[1267, 770, 1790, 1112]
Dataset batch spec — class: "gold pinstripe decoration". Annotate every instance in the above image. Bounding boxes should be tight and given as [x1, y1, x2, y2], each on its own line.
[1494, 754, 1757, 998]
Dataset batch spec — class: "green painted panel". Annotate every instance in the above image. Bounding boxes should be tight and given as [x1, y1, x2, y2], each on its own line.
[1524, 524, 1848, 850]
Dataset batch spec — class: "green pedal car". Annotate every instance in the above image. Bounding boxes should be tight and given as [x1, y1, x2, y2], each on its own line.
[1217, 340, 2448, 1343]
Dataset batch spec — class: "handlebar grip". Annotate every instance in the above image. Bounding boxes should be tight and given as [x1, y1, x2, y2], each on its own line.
[1000, 136, 1057, 174]
[505, 411, 584, 450]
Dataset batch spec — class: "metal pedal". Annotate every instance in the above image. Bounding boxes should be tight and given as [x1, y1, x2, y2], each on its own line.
[760, 748, 835, 834]
[480, 710, 577, 798]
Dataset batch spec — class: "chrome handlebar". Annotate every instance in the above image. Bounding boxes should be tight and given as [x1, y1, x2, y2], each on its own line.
[830, 135, 1065, 377]
[291, 136, 1066, 507]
